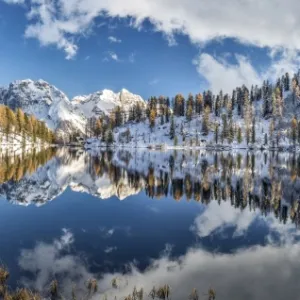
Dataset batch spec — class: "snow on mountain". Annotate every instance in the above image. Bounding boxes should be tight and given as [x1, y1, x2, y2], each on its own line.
[0, 80, 146, 142]
[72, 88, 146, 119]
[0, 149, 143, 206]
[0, 79, 87, 140]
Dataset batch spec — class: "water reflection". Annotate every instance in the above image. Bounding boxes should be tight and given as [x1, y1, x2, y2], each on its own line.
[0, 148, 56, 184]
[16, 226, 300, 300]
[2, 149, 300, 226]
[1, 149, 300, 300]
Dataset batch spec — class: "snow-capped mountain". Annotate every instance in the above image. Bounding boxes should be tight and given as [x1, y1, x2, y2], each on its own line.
[0, 80, 87, 140]
[0, 79, 146, 142]
[0, 149, 143, 206]
[72, 88, 146, 119]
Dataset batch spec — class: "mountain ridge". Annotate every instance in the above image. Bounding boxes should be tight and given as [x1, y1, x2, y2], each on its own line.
[0, 79, 146, 142]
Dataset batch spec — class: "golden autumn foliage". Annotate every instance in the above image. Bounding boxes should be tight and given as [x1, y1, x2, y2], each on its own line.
[0, 104, 56, 144]
[0, 148, 56, 184]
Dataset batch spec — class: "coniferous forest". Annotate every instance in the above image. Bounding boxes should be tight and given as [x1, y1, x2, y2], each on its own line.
[86, 71, 300, 149]
[0, 104, 56, 146]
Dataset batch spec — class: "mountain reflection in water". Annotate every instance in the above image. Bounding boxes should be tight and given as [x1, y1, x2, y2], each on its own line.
[1, 149, 300, 300]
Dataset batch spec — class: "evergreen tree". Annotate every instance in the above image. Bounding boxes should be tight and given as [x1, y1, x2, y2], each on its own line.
[94, 118, 102, 138]
[214, 123, 219, 144]
[165, 98, 170, 123]
[114, 106, 123, 127]
[169, 116, 175, 140]
[149, 109, 156, 131]
[160, 114, 164, 125]
[221, 114, 228, 142]
[174, 136, 178, 146]
[202, 106, 210, 136]
[237, 127, 242, 144]
[284, 72, 290, 91]
[16, 108, 25, 134]
[251, 118, 256, 144]
[186, 93, 194, 121]
[228, 118, 234, 144]
[195, 93, 203, 115]
[106, 129, 114, 145]
[174, 94, 185, 116]
[292, 116, 298, 145]
[5, 106, 16, 136]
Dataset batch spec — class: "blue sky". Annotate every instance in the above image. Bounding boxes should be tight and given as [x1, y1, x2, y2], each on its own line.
[0, 0, 300, 99]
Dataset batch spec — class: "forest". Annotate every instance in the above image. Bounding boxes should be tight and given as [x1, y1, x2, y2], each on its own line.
[85, 71, 300, 148]
[0, 105, 56, 146]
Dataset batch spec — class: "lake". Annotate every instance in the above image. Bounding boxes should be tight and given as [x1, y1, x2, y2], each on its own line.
[0, 148, 300, 300]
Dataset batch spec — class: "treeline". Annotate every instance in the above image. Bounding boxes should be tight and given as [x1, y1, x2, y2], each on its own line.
[0, 105, 56, 144]
[85, 70, 300, 146]
[0, 148, 56, 184]
[89, 151, 300, 226]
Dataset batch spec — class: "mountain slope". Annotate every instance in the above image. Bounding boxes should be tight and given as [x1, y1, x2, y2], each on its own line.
[0, 80, 86, 141]
[0, 80, 146, 142]
[72, 88, 146, 119]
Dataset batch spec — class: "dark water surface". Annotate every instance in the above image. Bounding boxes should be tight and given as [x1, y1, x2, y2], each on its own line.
[1, 148, 300, 300]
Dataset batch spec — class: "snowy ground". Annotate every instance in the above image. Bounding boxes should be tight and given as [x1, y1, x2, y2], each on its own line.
[85, 113, 295, 151]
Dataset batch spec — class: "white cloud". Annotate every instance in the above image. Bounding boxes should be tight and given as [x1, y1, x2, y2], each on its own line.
[104, 246, 117, 253]
[108, 36, 122, 43]
[17, 225, 300, 300]
[109, 51, 119, 61]
[18, 229, 91, 293]
[6, 0, 300, 60]
[149, 78, 160, 86]
[2, 0, 24, 3]
[194, 53, 261, 93]
[264, 49, 300, 81]
[103, 51, 120, 62]
[191, 200, 259, 238]
[128, 51, 136, 63]
[194, 50, 300, 93]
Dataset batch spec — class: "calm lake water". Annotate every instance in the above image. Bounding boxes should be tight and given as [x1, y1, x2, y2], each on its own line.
[1, 148, 300, 300]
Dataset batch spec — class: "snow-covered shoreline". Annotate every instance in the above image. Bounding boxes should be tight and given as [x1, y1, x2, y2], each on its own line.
[84, 138, 297, 152]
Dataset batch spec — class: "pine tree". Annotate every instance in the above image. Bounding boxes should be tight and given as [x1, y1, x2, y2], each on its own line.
[174, 135, 178, 146]
[251, 118, 256, 144]
[292, 116, 298, 145]
[165, 99, 170, 123]
[228, 118, 234, 144]
[16, 108, 25, 134]
[114, 106, 123, 127]
[215, 96, 220, 117]
[160, 114, 164, 125]
[269, 119, 275, 145]
[149, 109, 156, 131]
[221, 114, 228, 142]
[284, 72, 290, 91]
[106, 129, 114, 145]
[135, 103, 143, 122]
[169, 116, 175, 140]
[186, 105, 193, 122]
[125, 128, 131, 143]
[94, 118, 102, 138]
[202, 106, 210, 136]
[214, 123, 219, 144]
[5, 106, 16, 136]
[174, 94, 185, 116]
[237, 127, 242, 144]
[0, 105, 7, 131]
[186, 93, 194, 121]
[196, 130, 199, 146]
[195, 93, 203, 115]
